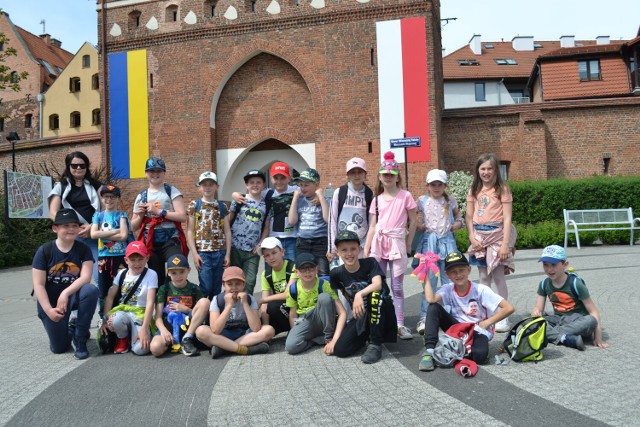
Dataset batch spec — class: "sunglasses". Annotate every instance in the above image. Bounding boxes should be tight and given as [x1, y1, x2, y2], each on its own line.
[70, 163, 87, 170]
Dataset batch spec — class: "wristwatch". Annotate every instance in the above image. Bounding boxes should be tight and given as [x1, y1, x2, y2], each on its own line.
[160, 209, 167, 218]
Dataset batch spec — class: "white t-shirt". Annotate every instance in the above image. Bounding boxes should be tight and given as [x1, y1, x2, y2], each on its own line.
[113, 268, 159, 308]
[437, 281, 503, 340]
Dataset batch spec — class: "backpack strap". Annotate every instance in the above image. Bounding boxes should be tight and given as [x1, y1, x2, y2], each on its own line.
[118, 267, 149, 306]
[216, 293, 225, 312]
[364, 185, 373, 219]
[266, 260, 294, 293]
[337, 185, 348, 218]
[140, 184, 173, 204]
[290, 277, 324, 301]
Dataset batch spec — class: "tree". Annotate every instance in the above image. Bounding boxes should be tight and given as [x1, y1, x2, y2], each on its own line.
[0, 31, 29, 92]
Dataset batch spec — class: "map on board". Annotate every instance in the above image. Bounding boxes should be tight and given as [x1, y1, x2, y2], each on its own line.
[4, 171, 52, 219]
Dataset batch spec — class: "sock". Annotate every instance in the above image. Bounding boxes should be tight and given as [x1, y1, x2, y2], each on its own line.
[560, 334, 567, 344]
[183, 332, 193, 340]
[236, 344, 249, 355]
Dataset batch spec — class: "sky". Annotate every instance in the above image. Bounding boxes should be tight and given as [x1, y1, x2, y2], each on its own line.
[0, 0, 638, 55]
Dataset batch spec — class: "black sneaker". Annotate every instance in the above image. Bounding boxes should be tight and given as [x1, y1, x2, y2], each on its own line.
[210, 345, 228, 359]
[563, 335, 586, 351]
[247, 342, 270, 355]
[361, 344, 382, 364]
[181, 336, 199, 357]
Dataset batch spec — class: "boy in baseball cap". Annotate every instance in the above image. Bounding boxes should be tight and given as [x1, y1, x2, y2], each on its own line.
[530, 245, 607, 350]
[258, 237, 295, 334]
[195, 266, 275, 358]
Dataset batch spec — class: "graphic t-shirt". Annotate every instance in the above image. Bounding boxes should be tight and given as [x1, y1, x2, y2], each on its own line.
[537, 274, 590, 316]
[230, 197, 266, 251]
[286, 278, 338, 315]
[92, 210, 128, 257]
[209, 293, 259, 330]
[467, 187, 512, 225]
[113, 268, 159, 308]
[260, 260, 296, 294]
[437, 281, 503, 340]
[186, 199, 227, 252]
[133, 185, 182, 243]
[329, 257, 387, 307]
[296, 196, 328, 239]
[156, 280, 204, 309]
[266, 185, 298, 239]
[32, 240, 94, 306]
[329, 184, 369, 252]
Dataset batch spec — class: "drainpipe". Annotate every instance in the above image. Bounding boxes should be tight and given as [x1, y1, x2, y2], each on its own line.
[36, 93, 44, 138]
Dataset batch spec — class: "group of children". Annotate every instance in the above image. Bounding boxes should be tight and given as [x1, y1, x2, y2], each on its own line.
[33, 151, 607, 369]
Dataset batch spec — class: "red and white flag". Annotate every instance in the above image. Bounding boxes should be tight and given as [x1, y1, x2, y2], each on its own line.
[376, 17, 430, 163]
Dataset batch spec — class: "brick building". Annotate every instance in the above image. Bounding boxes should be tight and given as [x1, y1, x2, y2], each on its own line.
[98, 0, 443, 201]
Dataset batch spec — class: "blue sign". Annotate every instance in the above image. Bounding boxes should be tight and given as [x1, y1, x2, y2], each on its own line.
[390, 137, 421, 148]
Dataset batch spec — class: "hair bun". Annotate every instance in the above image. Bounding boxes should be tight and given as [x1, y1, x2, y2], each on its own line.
[383, 151, 395, 161]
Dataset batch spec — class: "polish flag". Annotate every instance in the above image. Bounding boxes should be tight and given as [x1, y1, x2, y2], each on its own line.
[376, 17, 430, 163]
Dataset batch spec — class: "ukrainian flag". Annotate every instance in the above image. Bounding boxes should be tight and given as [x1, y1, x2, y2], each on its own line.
[108, 50, 149, 179]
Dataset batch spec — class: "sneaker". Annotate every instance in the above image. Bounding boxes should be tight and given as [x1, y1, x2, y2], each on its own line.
[418, 349, 435, 371]
[73, 339, 90, 360]
[210, 345, 228, 359]
[361, 344, 382, 364]
[181, 336, 199, 357]
[495, 318, 511, 333]
[114, 337, 130, 354]
[247, 342, 270, 355]
[416, 318, 426, 336]
[563, 335, 586, 351]
[397, 325, 413, 340]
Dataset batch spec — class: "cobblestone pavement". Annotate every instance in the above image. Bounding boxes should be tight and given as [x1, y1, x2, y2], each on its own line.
[1, 246, 638, 426]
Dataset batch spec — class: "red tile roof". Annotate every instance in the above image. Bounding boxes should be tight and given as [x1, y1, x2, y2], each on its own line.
[443, 40, 598, 80]
[15, 26, 73, 88]
[538, 43, 625, 60]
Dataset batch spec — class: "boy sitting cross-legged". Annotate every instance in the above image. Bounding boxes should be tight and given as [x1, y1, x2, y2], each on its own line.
[259, 237, 296, 335]
[284, 253, 347, 355]
[419, 251, 514, 371]
[196, 267, 275, 358]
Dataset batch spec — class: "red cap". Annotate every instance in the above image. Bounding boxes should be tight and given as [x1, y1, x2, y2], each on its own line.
[222, 266, 246, 283]
[125, 241, 149, 258]
[454, 359, 478, 378]
[269, 162, 290, 178]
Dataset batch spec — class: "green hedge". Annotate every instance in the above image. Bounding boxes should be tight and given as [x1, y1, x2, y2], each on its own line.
[511, 176, 640, 225]
[0, 195, 54, 269]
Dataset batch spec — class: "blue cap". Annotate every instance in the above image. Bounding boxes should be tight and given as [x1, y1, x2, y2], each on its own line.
[538, 245, 567, 264]
[295, 252, 317, 268]
[145, 157, 166, 171]
[167, 254, 189, 269]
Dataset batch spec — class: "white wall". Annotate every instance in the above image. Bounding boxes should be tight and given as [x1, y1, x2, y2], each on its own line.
[444, 81, 515, 109]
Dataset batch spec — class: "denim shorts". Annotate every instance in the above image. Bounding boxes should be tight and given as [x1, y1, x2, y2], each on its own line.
[221, 327, 251, 341]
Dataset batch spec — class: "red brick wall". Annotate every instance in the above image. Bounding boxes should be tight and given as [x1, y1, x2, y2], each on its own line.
[442, 97, 640, 180]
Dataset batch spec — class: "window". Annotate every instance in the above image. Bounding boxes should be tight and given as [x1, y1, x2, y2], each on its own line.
[92, 73, 99, 90]
[49, 114, 59, 130]
[92, 109, 101, 126]
[495, 58, 518, 65]
[25, 114, 32, 128]
[205, 0, 217, 17]
[484, 43, 494, 49]
[128, 10, 141, 30]
[0, 43, 3, 51]
[70, 111, 81, 128]
[0, 118, 4, 131]
[245, 0, 256, 12]
[166, 5, 178, 22]
[10, 71, 18, 83]
[82, 55, 90, 68]
[499, 161, 510, 181]
[69, 77, 81, 92]
[533, 43, 543, 48]
[458, 59, 480, 66]
[475, 82, 486, 101]
[578, 59, 601, 81]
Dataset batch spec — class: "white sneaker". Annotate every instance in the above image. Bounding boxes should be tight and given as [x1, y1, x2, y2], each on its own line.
[397, 325, 413, 340]
[416, 318, 426, 335]
[495, 318, 511, 333]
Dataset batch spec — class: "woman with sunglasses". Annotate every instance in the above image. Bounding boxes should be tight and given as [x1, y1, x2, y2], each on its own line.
[49, 151, 102, 283]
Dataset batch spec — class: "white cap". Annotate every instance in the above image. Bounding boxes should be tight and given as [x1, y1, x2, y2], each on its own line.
[197, 171, 218, 185]
[426, 169, 448, 184]
[260, 237, 283, 254]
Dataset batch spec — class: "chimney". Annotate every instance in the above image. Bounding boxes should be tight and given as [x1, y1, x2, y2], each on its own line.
[469, 34, 482, 55]
[560, 35, 575, 48]
[512, 36, 534, 51]
[39, 33, 51, 44]
[596, 35, 610, 45]
[50, 38, 62, 48]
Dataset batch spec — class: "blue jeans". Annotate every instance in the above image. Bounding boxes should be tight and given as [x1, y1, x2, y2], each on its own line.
[36, 283, 98, 353]
[280, 237, 297, 262]
[77, 236, 99, 284]
[198, 250, 226, 299]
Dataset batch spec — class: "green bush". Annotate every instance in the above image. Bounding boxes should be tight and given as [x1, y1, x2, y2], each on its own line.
[448, 170, 473, 218]
[0, 195, 53, 269]
[511, 176, 640, 225]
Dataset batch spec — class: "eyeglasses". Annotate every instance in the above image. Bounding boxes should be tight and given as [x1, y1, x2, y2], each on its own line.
[297, 266, 316, 273]
[70, 163, 87, 170]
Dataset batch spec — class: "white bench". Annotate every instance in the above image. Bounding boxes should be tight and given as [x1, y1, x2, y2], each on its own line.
[564, 208, 640, 249]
